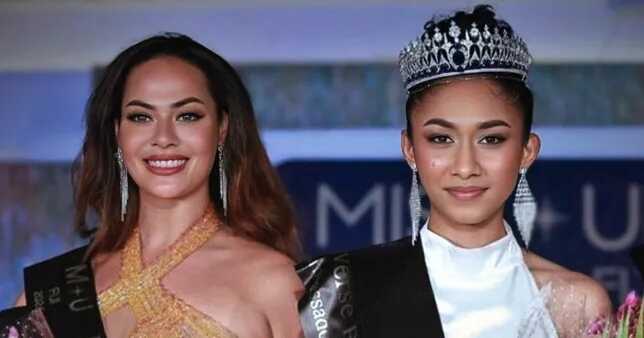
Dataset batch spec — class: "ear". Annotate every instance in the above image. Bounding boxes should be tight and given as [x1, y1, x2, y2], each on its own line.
[520, 132, 541, 169]
[401, 129, 416, 169]
[218, 111, 229, 144]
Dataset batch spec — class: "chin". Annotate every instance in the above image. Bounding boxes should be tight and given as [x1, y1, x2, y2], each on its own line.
[140, 185, 193, 200]
[441, 206, 497, 226]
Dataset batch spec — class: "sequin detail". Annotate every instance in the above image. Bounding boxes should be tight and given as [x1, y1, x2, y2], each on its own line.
[98, 207, 237, 338]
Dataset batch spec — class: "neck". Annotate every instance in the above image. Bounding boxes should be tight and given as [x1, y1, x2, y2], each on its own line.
[427, 208, 506, 249]
[137, 186, 213, 256]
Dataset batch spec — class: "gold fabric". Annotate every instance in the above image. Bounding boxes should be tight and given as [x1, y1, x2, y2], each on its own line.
[98, 207, 237, 338]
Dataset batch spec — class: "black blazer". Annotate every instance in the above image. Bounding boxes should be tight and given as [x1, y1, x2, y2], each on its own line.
[298, 237, 445, 338]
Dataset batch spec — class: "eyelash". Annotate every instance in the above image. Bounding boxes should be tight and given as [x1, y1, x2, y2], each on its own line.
[480, 135, 507, 145]
[125, 112, 203, 123]
[427, 134, 507, 145]
[177, 112, 203, 122]
[126, 113, 152, 123]
[429, 135, 454, 144]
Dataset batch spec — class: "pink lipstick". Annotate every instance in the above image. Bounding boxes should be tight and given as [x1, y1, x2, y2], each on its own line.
[143, 155, 188, 176]
[445, 186, 488, 201]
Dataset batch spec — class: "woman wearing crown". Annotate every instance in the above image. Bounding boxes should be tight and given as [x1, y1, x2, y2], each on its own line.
[298, 5, 612, 338]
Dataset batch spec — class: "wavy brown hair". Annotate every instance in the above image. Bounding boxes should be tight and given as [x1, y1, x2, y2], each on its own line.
[73, 33, 300, 259]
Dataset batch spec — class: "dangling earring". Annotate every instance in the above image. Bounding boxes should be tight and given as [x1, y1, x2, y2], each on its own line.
[409, 163, 422, 245]
[218, 144, 227, 216]
[115, 147, 128, 222]
[513, 167, 537, 246]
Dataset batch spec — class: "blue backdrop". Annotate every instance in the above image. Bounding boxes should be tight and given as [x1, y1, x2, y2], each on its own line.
[1, 62, 643, 308]
[278, 159, 644, 305]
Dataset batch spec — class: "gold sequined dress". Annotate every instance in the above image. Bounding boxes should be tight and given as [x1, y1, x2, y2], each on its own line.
[97, 207, 238, 338]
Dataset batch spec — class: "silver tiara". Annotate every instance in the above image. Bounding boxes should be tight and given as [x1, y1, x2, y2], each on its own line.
[399, 20, 532, 92]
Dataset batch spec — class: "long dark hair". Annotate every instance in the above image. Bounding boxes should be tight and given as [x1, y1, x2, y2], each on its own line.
[73, 33, 300, 259]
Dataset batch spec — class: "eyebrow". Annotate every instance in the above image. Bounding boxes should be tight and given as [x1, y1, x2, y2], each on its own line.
[478, 120, 511, 129]
[125, 100, 154, 110]
[171, 97, 205, 108]
[124, 97, 206, 109]
[423, 118, 455, 129]
[423, 118, 511, 130]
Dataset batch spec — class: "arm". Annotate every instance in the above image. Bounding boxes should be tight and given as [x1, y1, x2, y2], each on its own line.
[525, 252, 613, 334]
[14, 291, 26, 307]
[580, 278, 613, 321]
[249, 260, 304, 338]
[552, 274, 613, 336]
[262, 264, 304, 338]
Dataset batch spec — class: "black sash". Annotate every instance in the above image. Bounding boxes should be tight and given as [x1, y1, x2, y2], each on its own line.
[23, 245, 106, 338]
[297, 237, 444, 338]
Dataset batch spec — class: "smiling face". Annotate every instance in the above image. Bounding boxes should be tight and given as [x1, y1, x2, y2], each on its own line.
[117, 56, 227, 203]
[402, 78, 539, 229]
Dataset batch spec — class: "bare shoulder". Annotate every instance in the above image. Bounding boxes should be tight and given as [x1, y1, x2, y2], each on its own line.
[91, 250, 122, 293]
[215, 233, 301, 291]
[200, 231, 303, 337]
[525, 251, 613, 318]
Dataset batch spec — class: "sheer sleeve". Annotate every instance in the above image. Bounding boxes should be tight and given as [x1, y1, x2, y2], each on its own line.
[519, 277, 601, 338]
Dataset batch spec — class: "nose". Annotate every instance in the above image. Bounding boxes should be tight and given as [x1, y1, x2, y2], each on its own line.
[451, 141, 481, 179]
[152, 118, 179, 148]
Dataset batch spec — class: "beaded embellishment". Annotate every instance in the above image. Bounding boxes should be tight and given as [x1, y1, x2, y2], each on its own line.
[98, 207, 237, 338]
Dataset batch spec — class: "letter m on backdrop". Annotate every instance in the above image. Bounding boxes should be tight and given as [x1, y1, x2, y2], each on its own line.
[316, 183, 385, 250]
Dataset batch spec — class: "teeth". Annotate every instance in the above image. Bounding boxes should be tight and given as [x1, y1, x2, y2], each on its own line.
[147, 159, 186, 168]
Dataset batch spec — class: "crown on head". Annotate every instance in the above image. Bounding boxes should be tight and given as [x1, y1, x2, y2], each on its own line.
[399, 18, 532, 92]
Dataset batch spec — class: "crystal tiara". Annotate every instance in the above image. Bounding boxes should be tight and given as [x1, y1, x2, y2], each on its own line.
[399, 20, 532, 92]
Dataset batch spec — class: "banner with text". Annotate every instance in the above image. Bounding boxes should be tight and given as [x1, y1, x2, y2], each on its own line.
[278, 159, 644, 305]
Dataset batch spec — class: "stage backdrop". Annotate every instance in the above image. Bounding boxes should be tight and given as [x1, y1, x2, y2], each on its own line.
[1, 63, 643, 308]
[2, 146, 642, 308]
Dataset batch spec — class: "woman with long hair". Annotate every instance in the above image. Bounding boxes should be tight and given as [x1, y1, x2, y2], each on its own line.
[10, 33, 302, 338]
[298, 5, 612, 338]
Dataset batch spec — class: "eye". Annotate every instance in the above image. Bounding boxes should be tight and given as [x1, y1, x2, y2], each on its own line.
[177, 112, 203, 122]
[480, 135, 506, 145]
[126, 113, 152, 123]
[429, 135, 454, 144]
